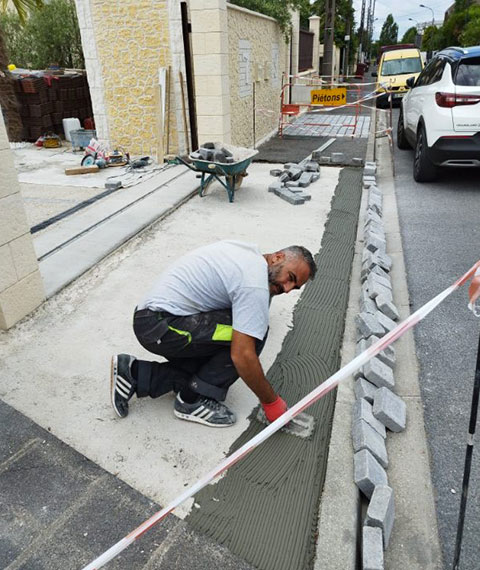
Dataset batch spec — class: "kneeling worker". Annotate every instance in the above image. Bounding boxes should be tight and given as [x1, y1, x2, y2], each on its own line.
[111, 240, 316, 427]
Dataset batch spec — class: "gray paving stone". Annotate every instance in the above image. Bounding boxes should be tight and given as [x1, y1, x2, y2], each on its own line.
[352, 419, 388, 468]
[364, 162, 377, 175]
[365, 209, 383, 226]
[331, 152, 345, 163]
[311, 173, 320, 182]
[355, 312, 385, 339]
[270, 169, 283, 177]
[364, 221, 385, 239]
[375, 294, 399, 321]
[362, 526, 384, 570]
[353, 157, 364, 165]
[365, 233, 386, 255]
[362, 357, 395, 390]
[373, 387, 407, 432]
[353, 399, 387, 438]
[287, 165, 303, 180]
[376, 311, 396, 333]
[275, 188, 306, 205]
[367, 272, 392, 292]
[296, 192, 311, 201]
[360, 293, 378, 315]
[357, 336, 396, 369]
[367, 196, 382, 217]
[286, 180, 300, 188]
[268, 181, 283, 193]
[304, 161, 320, 172]
[279, 172, 290, 183]
[354, 377, 379, 404]
[298, 171, 314, 187]
[366, 485, 395, 548]
[366, 277, 393, 303]
[354, 449, 388, 499]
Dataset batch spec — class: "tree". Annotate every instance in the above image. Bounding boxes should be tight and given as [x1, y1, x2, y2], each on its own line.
[379, 14, 398, 46]
[2, 0, 84, 69]
[0, 0, 44, 141]
[229, 0, 309, 34]
[401, 26, 418, 45]
[460, 5, 480, 45]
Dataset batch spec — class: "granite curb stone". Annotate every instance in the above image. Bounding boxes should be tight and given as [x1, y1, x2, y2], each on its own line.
[373, 387, 407, 432]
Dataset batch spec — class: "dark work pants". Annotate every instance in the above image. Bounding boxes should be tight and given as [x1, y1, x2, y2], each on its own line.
[132, 308, 267, 401]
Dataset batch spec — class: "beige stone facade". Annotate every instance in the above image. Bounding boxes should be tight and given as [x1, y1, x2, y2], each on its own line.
[227, 4, 289, 148]
[0, 117, 44, 330]
[77, 0, 182, 158]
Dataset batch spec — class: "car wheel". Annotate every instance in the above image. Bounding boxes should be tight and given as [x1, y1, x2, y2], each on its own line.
[397, 108, 411, 150]
[413, 124, 437, 182]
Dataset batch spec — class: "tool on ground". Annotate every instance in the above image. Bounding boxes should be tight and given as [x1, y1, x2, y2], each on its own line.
[256, 407, 315, 439]
[81, 260, 480, 570]
[80, 138, 129, 169]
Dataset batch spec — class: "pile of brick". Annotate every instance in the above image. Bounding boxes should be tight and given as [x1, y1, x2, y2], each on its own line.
[13, 73, 93, 142]
[268, 158, 320, 205]
[352, 161, 406, 570]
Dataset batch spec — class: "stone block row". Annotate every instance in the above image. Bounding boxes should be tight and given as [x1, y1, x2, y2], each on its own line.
[352, 164, 406, 569]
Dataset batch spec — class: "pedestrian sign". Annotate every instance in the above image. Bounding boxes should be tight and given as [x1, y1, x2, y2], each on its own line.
[310, 88, 347, 106]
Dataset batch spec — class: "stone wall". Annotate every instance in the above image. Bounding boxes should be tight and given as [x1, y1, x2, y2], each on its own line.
[76, 0, 182, 157]
[227, 4, 289, 147]
[0, 117, 44, 330]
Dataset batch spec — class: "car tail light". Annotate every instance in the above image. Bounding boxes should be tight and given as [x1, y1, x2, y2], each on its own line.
[435, 92, 480, 107]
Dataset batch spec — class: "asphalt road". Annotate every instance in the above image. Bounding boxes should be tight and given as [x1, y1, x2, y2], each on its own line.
[392, 107, 480, 570]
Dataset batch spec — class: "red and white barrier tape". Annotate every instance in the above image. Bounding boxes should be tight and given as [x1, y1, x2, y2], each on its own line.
[81, 259, 480, 570]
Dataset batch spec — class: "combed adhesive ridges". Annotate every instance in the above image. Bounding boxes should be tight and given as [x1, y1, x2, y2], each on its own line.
[186, 168, 363, 570]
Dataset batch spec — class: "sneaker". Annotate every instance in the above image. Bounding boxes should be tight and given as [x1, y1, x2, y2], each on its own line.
[111, 354, 136, 418]
[174, 394, 236, 427]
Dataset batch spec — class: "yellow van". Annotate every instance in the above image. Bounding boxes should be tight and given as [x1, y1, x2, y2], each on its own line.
[374, 48, 424, 108]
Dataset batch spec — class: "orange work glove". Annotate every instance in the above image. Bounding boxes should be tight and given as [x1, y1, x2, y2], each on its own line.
[262, 395, 287, 422]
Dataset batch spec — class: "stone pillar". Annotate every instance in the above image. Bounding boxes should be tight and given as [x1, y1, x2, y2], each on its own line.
[190, 0, 231, 145]
[0, 117, 45, 330]
[290, 9, 300, 77]
[309, 16, 321, 74]
[74, 0, 110, 144]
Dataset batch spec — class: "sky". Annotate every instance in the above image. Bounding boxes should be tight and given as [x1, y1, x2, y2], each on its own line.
[352, 0, 455, 40]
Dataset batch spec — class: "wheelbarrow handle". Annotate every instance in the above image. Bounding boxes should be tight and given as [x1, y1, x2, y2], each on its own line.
[175, 155, 198, 172]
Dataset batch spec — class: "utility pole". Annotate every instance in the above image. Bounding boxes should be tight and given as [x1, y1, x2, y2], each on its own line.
[358, 0, 366, 63]
[322, 0, 336, 78]
[344, 19, 351, 76]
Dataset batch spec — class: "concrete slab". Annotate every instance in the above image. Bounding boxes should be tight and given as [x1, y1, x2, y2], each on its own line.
[0, 161, 340, 527]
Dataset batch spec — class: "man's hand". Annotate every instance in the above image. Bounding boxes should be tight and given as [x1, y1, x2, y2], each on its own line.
[262, 395, 287, 422]
[230, 330, 277, 404]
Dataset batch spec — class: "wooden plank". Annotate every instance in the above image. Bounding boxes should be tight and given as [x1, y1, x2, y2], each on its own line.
[154, 84, 164, 164]
[65, 165, 99, 175]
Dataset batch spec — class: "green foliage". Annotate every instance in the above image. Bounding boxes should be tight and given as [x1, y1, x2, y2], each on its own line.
[401, 26, 418, 45]
[460, 5, 480, 45]
[379, 14, 398, 46]
[0, 0, 83, 69]
[229, 0, 308, 34]
[1, 0, 43, 25]
[421, 25, 443, 51]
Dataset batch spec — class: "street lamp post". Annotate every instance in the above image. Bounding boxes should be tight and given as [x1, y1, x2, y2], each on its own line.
[419, 3, 435, 27]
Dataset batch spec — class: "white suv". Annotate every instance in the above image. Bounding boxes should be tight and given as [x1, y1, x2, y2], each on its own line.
[397, 46, 480, 181]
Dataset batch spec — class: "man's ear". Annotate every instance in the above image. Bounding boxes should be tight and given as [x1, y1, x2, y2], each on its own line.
[271, 251, 285, 265]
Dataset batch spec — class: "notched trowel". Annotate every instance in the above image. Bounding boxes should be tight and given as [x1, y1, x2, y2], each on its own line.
[256, 407, 315, 439]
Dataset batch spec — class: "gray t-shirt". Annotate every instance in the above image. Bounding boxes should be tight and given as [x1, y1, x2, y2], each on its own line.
[138, 240, 270, 340]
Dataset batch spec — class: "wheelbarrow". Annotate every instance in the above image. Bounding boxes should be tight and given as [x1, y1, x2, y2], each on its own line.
[176, 143, 259, 203]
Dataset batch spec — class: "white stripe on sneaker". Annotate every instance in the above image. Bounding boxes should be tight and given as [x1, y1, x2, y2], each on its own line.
[116, 384, 130, 398]
[191, 405, 205, 416]
[197, 409, 211, 419]
[117, 377, 131, 391]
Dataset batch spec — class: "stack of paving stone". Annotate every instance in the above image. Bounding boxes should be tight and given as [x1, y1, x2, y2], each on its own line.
[268, 158, 320, 205]
[352, 161, 407, 570]
[190, 142, 235, 164]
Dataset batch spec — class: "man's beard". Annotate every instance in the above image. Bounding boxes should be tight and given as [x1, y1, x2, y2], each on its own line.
[268, 264, 284, 295]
